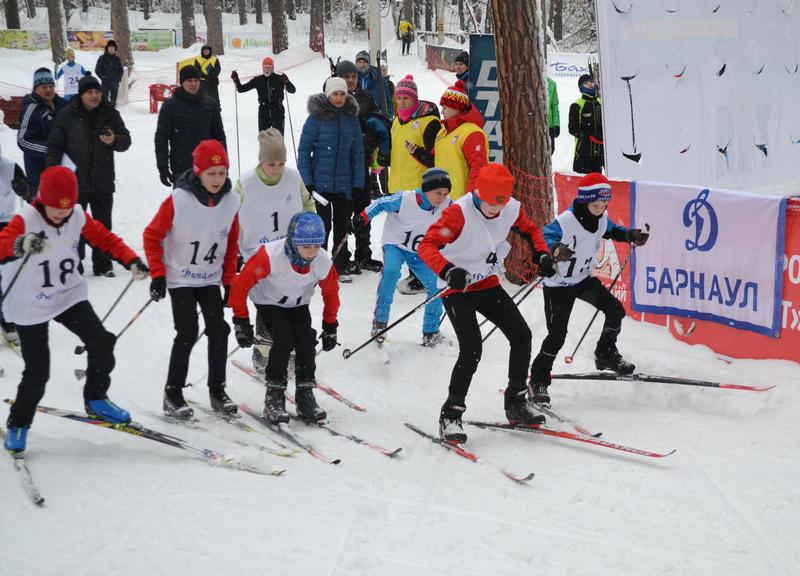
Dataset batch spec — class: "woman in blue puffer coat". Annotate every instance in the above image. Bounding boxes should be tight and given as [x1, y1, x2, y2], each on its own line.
[298, 77, 364, 279]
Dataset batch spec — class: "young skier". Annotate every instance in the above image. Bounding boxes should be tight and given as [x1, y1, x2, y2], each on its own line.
[418, 163, 557, 443]
[529, 172, 649, 406]
[235, 128, 316, 374]
[143, 140, 240, 420]
[55, 49, 89, 101]
[352, 167, 452, 346]
[229, 212, 340, 425]
[0, 166, 149, 452]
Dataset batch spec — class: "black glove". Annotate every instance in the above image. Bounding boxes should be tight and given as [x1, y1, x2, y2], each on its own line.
[150, 276, 167, 301]
[350, 210, 368, 232]
[443, 265, 471, 291]
[321, 321, 338, 352]
[306, 184, 316, 196]
[233, 317, 255, 348]
[281, 73, 289, 84]
[535, 251, 557, 278]
[13, 231, 46, 257]
[549, 126, 560, 139]
[11, 176, 33, 203]
[159, 167, 174, 188]
[552, 242, 574, 262]
[352, 187, 363, 200]
[626, 228, 649, 247]
[376, 152, 390, 167]
[222, 285, 231, 307]
[126, 258, 150, 281]
[231, 70, 239, 81]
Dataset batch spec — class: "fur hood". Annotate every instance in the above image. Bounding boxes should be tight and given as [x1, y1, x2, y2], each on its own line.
[307, 93, 359, 120]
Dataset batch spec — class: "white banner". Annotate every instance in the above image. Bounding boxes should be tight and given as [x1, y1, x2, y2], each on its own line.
[631, 181, 786, 336]
[547, 52, 593, 79]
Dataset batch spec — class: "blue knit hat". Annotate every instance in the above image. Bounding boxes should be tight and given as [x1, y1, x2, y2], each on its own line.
[287, 212, 325, 246]
[33, 67, 55, 88]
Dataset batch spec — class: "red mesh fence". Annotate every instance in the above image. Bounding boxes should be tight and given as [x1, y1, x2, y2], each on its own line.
[503, 162, 554, 285]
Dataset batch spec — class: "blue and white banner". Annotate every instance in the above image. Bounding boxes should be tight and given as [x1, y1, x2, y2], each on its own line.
[631, 181, 787, 337]
[468, 33, 502, 163]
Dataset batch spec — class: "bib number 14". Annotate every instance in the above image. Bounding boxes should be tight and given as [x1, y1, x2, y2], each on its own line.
[189, 241, 218, 265]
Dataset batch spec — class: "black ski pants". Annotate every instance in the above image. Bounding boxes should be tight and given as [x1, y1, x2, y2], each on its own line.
[573, 156, 604, 175]
[315, 192, 352, 271]
[256, 304, 317, 385]
[531, 276, 626, 382]
[78, 192, 114, 273]
[258, 104, 286, 134]
[8, 300, 116, 428]
[102, 84, 118, 106]
[443, 285, 532, 403]
[165, 285, 230, 390]
[352, 179, 373, 262]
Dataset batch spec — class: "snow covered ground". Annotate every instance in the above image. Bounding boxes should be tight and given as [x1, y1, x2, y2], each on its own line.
[1, 17, 799, 576]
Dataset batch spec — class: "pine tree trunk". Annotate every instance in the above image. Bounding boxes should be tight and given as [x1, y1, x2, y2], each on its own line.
[238, 0, 247, 24]
[25, 0, 35, 18]
[180, 0, 196, 48]
[46, 0, 67, 64]
[412, 0, 419, 29]
[458, 0, 465, 31]
[424, 0, 432, 34]
[255, 0, 262, 23]
[4, 0, 21, 29]
[81, 0, 88, 13]
[143, 0, 151, 20]
[490, 0, 553, 280]
[553, 0, 563, 41]
[286, 0, 295, 20]
[402, 0, 412, 25]
[269, 0, 289, 52]
[110, 0, 134, 69]
[204, 0, 225, 55]
[323, 0, 331, 24]
[308, 0, 324, 54]
[63, 0, 70, 25]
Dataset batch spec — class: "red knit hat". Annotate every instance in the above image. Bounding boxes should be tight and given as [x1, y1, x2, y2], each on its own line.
[262, 56, 274, 66]
[576, 172, 612, 203]
[37, 166, 78, 209]
[440, 79, 470, 113]
[192, 139, 229, 175]
[473, 163, 514, 206]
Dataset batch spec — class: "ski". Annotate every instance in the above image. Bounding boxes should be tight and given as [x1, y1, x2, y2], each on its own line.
[466, 421, 677, 459]
[6, 400, 285, 477]
[404, 422, 534, 485]
[232, 359, 367, 412]
[550, 371, 775, 392]
[534, 404, 602, 438]
[2, 334, 22, 358]
[0, 427, 45, 505]
[239, 404, 341, 465]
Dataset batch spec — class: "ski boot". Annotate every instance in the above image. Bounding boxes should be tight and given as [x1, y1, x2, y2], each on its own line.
[372, 320, 388, 346]
[504, 385, 546, 426]
[595, 346, 635, 375]
[422, 332, 450, 348]
[295, 382, 327, 423]
[529, 380, 551, 408]
[0, 320, 19, 346]
[397, 273, 425, 295]
[439, 397, 467, 444]
[85, 397, 131, 424]
[163, 386, 194, 420]
[209, 384, 237, 414]
[3, 425, 28, 452]
[264, 380, 290, 425]
[358, 258, 384, 273]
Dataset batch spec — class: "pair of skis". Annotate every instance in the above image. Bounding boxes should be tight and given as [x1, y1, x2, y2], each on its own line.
[550, 371, 776, 393]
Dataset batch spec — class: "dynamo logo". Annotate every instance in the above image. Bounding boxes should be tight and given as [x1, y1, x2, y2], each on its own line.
[682, 189, 718, 252]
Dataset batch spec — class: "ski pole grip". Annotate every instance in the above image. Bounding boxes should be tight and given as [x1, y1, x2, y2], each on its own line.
[342, 348, 352, 359]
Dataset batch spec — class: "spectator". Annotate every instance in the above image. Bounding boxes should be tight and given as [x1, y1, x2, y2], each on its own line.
[55, 49, 88, 102]
[231, 57, 297, 134]
[399, 19, 415, 56]
[155, 65, 227, 188]
[94, 40, 123, 106]
[297, 77, 364, 281]
[568, 74, 604, 174]
[454, 51, 470, 96]
[548, 76, 560, 155]
[355, 50, 393, 118]
[195, 44, 221, 102]
[411, 80, 488, 200]
[46, 74, 131, 277]
[17, 67, 67, 190]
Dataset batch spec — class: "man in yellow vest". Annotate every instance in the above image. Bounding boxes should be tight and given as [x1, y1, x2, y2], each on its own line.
[194, 44, 221, 102]
[399, 19, 414, 56]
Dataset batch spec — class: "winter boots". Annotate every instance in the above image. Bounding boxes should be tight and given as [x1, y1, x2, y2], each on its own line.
[295, 382, 326, 423]
[0, 320, 19, 346]
[529, 381, 551, 408]
[439, 397, 467, 444]
[504, 384, 546, 426]
[358, 258, 384, 273]
[372, 320, 388, 345]
[3, 425, 28, 452]
[85, 397, 131, 424]
[397, 272, 426, 295]
[264, 380, 289, 425]
[595, 347, 635, 375]
[209, 384, 237, 414]
[164, 386, 194, 420]
[422, 332, 450, 348]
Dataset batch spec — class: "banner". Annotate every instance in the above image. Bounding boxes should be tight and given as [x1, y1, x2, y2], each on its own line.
[0, 30, 49, 50]
[468, 34, 502, 163]
[227, 32, 271, 49]
[174, 31, 208, 47]
[67, 31, 113, 50]
[547, 52, 592, 79]
[130, 30, 174, 51]
[424, 44, 463, 72]
[631, 182, 786, 336]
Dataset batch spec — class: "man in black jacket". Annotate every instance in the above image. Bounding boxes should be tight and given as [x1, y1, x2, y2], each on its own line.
[568, 74, 604, 174]
[46, 74, 131, 277]
[154, 65, 227, 187]
[231, 57, 296, 134]
[95, 39, 124, 106]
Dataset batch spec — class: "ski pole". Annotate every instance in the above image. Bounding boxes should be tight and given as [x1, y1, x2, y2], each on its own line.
[343, 286, 448, 360]
[284, 92, 298, 166]
[189, 345, 240, 387]
[482, 276, 544, 343]
[75, 298, 154, 380]
[74, 277, 135, 355]
[0, 250, 35, 309]
[474, 277, 539, 331]
[234, 83, 241, 178]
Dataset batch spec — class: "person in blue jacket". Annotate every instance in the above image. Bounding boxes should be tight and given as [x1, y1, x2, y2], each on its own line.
[16, 68, 67, 190]
[297, 77, 365, 281]
[355, 50, 393, 119]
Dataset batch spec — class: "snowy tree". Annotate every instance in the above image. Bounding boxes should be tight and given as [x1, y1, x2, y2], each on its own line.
[270, 0, 288, 53]
[238, 0, 247, 24]
[143, 0, 151, 21]
[110, 0, 134, 69]
[4, 0, 21, 29]
[424, 0, 432, 32]
[46, 0, 68, 64]
[24, 0, 34, 18]
[204, 0, 224, 55]
[180, 0, 196, 48]
[255, 0, 262, 24]
[286, 0, 295, 20]
[309, 0, 324, 54]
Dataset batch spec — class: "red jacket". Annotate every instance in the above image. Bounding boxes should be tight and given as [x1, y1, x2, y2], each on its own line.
[229, 245, 340, 325]
[143, 195, 240, 287]
[418, 201, 549, 297]
[0, 202, 138, 265]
